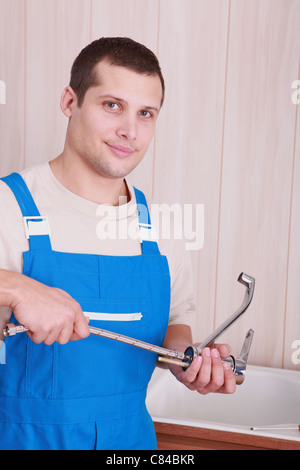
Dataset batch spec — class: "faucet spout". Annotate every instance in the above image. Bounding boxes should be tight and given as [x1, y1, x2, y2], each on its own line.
[195, 273, 255, 355]
[183, 273, 255, 383]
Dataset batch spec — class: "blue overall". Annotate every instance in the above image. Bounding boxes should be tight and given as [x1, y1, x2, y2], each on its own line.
[0, 173, 170, 450]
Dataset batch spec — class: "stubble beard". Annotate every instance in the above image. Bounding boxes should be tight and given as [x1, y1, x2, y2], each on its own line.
[83, 150, 142, 180]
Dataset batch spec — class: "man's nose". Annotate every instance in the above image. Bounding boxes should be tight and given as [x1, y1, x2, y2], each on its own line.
[116, 113, 137, 141]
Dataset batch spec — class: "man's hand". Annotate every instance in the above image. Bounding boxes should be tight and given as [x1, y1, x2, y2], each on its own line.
[2, 270, 90, 345]
[161, 324, 236, 395]
[169, 343, 236, 395]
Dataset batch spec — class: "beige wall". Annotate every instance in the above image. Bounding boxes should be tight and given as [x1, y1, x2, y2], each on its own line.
[0, 0, 299, 369]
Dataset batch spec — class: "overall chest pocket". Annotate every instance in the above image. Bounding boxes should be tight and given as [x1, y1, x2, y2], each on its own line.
[53, 298, 149, 399]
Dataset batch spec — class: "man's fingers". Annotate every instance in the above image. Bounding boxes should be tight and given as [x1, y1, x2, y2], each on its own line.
[170, 345, 236, 395]
[71, 313, 90, 341]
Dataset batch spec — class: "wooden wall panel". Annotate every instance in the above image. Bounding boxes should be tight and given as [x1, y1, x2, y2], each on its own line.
[24, 0, 91, 168]
[0, 0, 25, 176]
[284, 62, 300, 370]
[91, 0, 160, 197]
[215, 0, 300, 367]
[154, 0, 229, 336]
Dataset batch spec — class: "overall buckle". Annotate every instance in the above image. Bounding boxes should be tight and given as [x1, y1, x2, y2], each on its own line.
[138, 222, 158, 243]
[23, 216, 51, 239]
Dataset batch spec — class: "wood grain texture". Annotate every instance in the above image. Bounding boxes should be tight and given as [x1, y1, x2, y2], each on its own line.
[0, 0, 25, 176]
[284, 57, 300, 369]
[25, 0, 91, 167]
[154, 0, 230, 337]
[215, 0, 300, 367]
[154, 422, 300, 450]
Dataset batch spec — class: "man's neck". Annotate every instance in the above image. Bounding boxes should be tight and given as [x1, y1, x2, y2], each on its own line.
[49, 154, 130, 206]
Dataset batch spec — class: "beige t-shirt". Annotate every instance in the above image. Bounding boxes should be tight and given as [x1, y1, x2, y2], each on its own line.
[0, 163, 195, 329]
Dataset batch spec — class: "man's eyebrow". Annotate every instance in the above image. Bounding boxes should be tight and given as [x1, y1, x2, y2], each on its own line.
[96, 94, 126, 103]
[96, 94, 160, 113]
[143, 105, 160, 113]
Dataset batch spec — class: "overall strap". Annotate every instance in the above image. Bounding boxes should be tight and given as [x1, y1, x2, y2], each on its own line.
[1, 172, 51, 250]
[133, 187, 160, 256]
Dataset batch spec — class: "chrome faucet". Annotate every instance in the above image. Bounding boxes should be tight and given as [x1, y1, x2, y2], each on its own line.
[183, 273, 255, 383]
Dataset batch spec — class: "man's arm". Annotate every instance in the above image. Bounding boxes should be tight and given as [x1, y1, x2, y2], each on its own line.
[161, 324, 236, 395]
[0, 269, 90, 344]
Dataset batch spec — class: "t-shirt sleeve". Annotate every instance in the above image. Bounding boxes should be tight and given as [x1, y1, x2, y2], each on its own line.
[0, 180, 27, 273]
[162, 236, 196, 327]
[0, 180, 28, 329]
[149, 202, 196, 328]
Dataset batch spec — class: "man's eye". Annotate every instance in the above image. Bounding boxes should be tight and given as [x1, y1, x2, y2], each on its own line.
[105, 102, 119, 110]
[140, 110, 152, 118]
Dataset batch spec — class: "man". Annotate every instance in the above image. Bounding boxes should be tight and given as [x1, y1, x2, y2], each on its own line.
[0, 37, 235, 450]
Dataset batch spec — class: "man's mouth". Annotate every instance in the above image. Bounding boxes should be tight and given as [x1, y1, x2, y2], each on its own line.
[106, 143, 135, 158]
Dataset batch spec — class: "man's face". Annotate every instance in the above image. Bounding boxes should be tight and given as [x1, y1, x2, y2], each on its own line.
[65, 60, 163, 180]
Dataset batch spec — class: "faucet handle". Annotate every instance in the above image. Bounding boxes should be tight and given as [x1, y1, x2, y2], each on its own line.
[230, 329, 254, 385]
[239, 328, 254, 363]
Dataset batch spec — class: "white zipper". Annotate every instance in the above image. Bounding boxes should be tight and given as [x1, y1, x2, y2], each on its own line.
[84, 312, 143, 322]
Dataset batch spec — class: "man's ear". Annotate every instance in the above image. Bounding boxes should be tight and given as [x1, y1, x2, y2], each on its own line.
[60, 86, 77, 117]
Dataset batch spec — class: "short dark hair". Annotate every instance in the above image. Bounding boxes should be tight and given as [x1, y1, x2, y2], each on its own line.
[69, 37, 165, 107]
